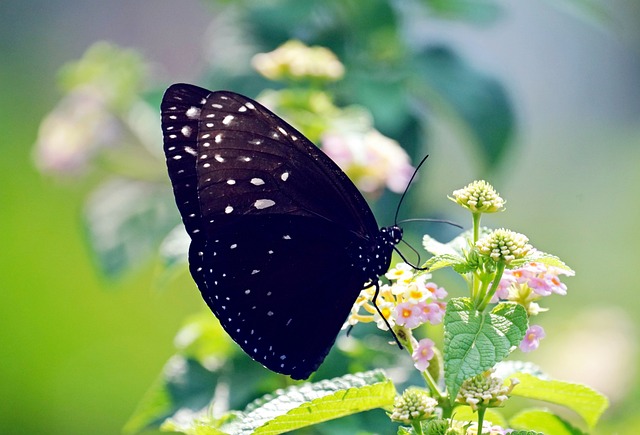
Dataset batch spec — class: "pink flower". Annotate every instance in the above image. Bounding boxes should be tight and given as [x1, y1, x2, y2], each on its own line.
[417, 301, 445, 325]
[425, 282, 447, 300]
[528, 276, 553, 296]
[394, 302, 423, 329]
[545, 273, 568, 295]
[520, 325, 546, 352]
[412, 338, 435, 372]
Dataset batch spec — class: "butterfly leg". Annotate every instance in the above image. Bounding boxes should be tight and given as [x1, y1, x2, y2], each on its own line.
[370, 280, 403, 349]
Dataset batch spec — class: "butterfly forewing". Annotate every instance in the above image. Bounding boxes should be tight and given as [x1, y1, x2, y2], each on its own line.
[161, 84, 395, 379]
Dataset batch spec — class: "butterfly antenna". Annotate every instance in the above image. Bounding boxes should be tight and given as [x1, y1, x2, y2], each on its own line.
[371, 281, 403, 349]
[398, 217, 463, 230]
[393, 243, 429, 271]
[394, 154, 430, 226]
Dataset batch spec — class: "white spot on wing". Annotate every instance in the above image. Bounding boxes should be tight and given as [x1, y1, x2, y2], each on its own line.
[225, 205, 233, 214]
[184, 146, 197, 156]
[281, 171, 289, 181]
[215, 154, 225, 162]
[215, 134, 222, 143]
[186, 107, 201, 118]
[238, 106, 247, 112]
[254, 199, 275, 209]
[181, 126, 192, 137]
[227, 179, 236, 185]
[222, 115, 234, 125]
[250, 178, 265, 186]
[245, 102, 255, 110]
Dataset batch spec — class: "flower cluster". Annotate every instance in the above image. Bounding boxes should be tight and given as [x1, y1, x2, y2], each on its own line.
[456, 370, 519, 411]
[476, 229, 532, 264]
[252, 40, 345, 82]
[449, 180, 505, 214]
[492, 261, 574, 315]
[389, 388, 438, 424]
[321, 128, 414, 194]
[346, 263, 447, 332]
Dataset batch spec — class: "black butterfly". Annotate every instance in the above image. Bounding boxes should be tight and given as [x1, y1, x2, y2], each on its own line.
[161, 84, 404, 380]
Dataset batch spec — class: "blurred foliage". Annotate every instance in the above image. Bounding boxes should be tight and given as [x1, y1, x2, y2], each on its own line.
[16, 0, 628, 434]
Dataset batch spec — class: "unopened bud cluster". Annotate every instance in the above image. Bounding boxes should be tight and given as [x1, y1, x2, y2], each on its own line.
[455, 370, 519, 411]
[476, 229, 531, 264]
[450, 180, 505, 213]
[389, 388, 438, 425]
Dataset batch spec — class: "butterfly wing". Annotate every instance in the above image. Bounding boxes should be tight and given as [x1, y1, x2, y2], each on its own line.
[161, 84, 384, 379]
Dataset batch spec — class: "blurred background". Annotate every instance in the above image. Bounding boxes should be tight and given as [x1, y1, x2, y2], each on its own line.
[1, 1, 639, 434]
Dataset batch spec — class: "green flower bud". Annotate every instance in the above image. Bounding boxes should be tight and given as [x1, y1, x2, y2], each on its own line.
[449, 180, 505, 213]
[455, 370, 519, 411]
[476, 229, 532, 264]
[389, 388, 438, 425]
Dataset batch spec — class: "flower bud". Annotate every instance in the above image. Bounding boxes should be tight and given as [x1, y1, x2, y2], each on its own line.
[476, 229, 532, 264]
[450, 180, 505, 213]
[456, 370, 519, 411]
[389, 388, 438, 424]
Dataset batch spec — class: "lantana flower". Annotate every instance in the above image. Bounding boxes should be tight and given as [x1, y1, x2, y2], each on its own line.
[412, 338, 435, 372]
[520, 325, 546, 352]
[252, 40, 344, 82]
[491, 262, 574, 314]
[449, 180, 505, 214]
[346, 263, 446, 333]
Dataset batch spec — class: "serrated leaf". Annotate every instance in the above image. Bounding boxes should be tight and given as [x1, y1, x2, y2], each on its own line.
[510, 409, 587, 435]
[84, 178, 180, 278]
[423, 253, 466, 272]
[443, 298, 528, 398]
[508, 373, 608, 429]
[423, 234, 463, 257]
[508, 250, 574, 274]
[220, 370, 396, 435]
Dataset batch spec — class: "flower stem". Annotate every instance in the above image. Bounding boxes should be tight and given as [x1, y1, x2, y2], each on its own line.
[477, 261, 506, 311]
[472, 212, 481, 243]
[411, 421, 424, 435]
[477, 407, 486, 434]
[396, 326, 445, 400]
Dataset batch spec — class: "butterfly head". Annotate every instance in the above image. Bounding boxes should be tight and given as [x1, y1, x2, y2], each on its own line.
[381, 225, 403, 246]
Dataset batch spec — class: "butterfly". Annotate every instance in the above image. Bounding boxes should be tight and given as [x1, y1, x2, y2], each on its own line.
[161, 83, 405, 380]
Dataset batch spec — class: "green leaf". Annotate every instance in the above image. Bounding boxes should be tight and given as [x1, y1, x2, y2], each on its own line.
[443, 298, 528, 398]
[124, 356, 220, 434]
[412, 47, 515, 171]
[510, 409, 587, 435]
[423, 253, 466, 272]
[508, 250, 574, 274]
[219, 370, 396, 435]
[508, 373, 608, 429]
[124, 314, 236, 434]
[84, 178, 180, 278]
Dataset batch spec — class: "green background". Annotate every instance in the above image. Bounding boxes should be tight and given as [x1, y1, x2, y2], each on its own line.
[1, 1, 639, 433]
